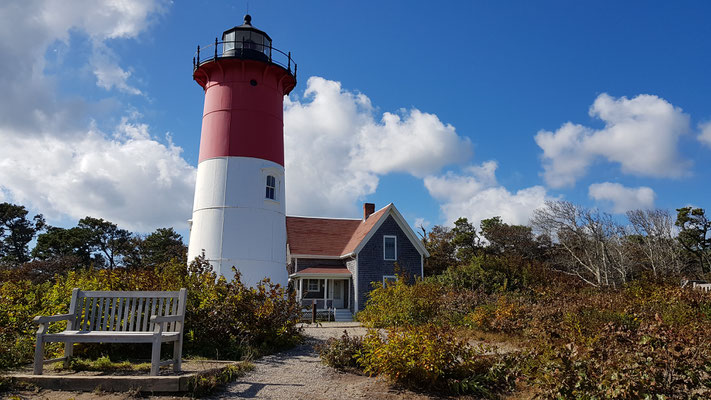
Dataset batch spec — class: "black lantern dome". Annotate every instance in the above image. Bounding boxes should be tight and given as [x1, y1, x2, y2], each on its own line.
[193, 14, 296, 80]
[222, 14, 272, 62]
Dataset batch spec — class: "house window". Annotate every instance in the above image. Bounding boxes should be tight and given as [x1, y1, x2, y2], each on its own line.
[265, 175, 276, 200]
[383, 275, 397, 285]
[383, 235, 397, 260]
[307, 279, 319, 292]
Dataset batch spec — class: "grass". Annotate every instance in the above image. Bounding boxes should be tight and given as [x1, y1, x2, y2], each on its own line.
[53, 356, 151, 373]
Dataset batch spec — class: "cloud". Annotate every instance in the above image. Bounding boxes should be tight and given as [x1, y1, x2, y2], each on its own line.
[91, 44, 142, 95]
[699, 121, 711, 148]
[0, 119, 195, 232]
[423, 161, 548, 227]
[535, 94, 691, 188]
[588, 182, 656, 213]
[0, 1, 189, 232]
[414, 218, 431, 231]
[284, 77, 472, 217]
[0, 1, 165, 134]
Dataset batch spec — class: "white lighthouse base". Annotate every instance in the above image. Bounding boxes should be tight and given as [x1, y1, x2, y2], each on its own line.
[188, 156, 287, 289]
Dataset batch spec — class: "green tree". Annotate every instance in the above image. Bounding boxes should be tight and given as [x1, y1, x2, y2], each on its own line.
[0, 202, 45, 266]
[421, 225, 457, 276]
[32, 226, 94, 266]
[480, 216, 541, 259]
[451, 217, 481, 263]
[125, 227, 187, 268]
[675, 207, 711, 274]
[78, 217, 132, 270]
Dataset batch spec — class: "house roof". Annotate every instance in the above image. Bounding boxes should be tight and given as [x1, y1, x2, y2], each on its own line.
[286, 205, 390, 257]
[286, 204, 429, 258]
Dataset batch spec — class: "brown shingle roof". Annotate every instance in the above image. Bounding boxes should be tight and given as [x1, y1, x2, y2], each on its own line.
[286, 205, 391, 257]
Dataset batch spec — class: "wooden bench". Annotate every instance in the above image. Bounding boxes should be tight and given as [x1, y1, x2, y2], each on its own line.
[33, 288, 187, 376]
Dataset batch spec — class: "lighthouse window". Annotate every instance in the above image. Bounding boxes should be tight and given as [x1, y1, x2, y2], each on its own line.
[265, 175, 276, 200]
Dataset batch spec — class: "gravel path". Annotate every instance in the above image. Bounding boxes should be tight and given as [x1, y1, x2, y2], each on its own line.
[212, 322, 445, 400]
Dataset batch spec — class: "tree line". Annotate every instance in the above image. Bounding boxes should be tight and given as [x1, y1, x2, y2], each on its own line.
[421, 200, 710, 288]
[2, 200, 709, 288]
[0, 202, 186, 280]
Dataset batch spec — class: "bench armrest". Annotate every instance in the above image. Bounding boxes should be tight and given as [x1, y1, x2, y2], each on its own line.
[33, 314, 75, 324]
[150, 314, 183, 324]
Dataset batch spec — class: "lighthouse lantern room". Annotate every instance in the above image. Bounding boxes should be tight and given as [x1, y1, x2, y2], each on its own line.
[188, 15, 296, 288]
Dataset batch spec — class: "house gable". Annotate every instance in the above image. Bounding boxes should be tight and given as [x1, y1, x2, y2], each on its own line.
[353, 214, 423, 311]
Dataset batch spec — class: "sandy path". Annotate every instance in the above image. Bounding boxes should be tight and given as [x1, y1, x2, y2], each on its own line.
[212, 323, 446, 400]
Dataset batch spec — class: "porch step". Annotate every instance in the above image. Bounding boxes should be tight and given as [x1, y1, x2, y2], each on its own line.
[334, 309, 353, 322]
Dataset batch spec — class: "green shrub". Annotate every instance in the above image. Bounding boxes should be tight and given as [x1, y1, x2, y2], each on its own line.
[315, 330, 363, 371]
[356, 325, 519, 397]
[0, 257, 302, 370]
[357, 276, 444, 328]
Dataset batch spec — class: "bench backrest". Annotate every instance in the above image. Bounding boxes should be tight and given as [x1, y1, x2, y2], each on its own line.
[67, 288, 187, 332]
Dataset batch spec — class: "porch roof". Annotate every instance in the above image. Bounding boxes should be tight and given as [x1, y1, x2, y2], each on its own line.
[290, 267, 352, 278]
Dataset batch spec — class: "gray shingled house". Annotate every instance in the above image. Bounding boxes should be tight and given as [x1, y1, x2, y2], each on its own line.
[286, 203, 429, 321]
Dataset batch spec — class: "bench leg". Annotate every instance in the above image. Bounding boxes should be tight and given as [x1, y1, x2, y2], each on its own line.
[172, 338, 183, 372]
[64, 342, 73, 367]
[33, 336, 44, 375]
[150, 339, 161, 376]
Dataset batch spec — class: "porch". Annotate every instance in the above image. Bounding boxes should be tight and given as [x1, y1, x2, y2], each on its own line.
[289, 267, 352, 321]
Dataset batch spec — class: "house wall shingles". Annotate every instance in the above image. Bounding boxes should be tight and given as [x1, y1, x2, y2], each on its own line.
[355, 215, 422, 311]
[346, 257, 357, 313]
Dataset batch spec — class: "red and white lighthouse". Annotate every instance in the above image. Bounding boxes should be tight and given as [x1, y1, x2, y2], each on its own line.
[188, 15, 296, 288]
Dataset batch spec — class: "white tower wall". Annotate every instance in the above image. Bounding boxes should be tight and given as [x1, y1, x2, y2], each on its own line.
[188, 156, 287, 288]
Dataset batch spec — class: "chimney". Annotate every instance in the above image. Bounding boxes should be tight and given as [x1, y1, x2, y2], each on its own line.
[363, 203, 375, 220]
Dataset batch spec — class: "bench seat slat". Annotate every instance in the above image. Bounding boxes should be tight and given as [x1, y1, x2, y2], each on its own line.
[42, 331, 181, 343]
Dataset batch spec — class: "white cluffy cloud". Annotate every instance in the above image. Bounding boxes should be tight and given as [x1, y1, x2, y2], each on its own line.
[0, 1, 165, 133]
[0, 120, 196, 232]
[424, 161, 548, 227]
[284, 77, 472, 217]
[699, 121, 711, 148]
[535, 94, 691, 188]
[0, 1, 193, 232]
[588, 182, 656, 213]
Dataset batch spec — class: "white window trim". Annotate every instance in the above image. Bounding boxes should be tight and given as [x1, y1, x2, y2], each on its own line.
[261, 167, 282, 204]
[307, 279, 319, 292]
[265, 175, 277, 200]
[383, 235, 397, 261]
[383, 275, 397, 285]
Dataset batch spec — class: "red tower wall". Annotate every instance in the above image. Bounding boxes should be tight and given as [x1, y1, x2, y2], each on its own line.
[193, 59, 296, 165]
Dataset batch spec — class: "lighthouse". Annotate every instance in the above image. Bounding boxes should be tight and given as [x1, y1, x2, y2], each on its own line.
[188, 15, 296, 288]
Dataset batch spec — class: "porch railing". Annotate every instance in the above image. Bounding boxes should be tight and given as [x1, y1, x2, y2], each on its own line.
[300, 299, 333, 310]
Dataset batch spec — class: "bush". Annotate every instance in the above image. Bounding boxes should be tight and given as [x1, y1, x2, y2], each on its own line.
[357, 276, 444, 328]
[0, 257, 302, 370]
[315, 330, 363, 371]
[533, 321, 711, 399]
[356, 325, 519, 397]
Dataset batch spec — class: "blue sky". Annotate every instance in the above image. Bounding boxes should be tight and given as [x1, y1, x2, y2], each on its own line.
[0, 1, 709, 239]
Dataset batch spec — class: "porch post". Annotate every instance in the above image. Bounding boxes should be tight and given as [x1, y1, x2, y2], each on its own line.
[324, 279, 328, 308]
[298, 278, 303, 302]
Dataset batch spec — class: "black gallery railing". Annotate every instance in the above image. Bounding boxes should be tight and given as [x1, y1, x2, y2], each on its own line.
[193, 39, 297, 78]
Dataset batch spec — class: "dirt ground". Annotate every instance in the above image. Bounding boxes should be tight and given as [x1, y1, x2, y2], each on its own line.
[3, 323, 518, 400]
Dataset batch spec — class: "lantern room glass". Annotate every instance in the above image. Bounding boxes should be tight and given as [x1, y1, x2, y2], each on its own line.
[222, 29, 272, 58]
